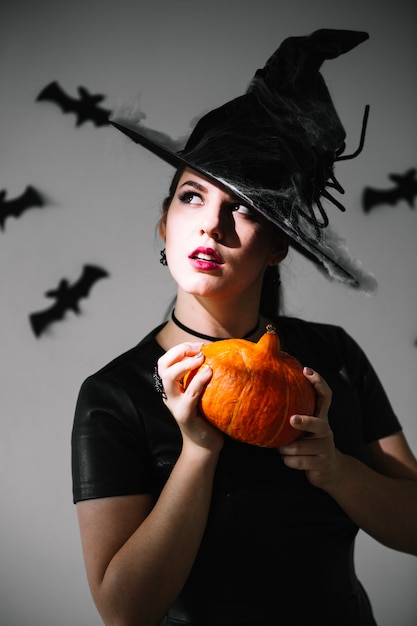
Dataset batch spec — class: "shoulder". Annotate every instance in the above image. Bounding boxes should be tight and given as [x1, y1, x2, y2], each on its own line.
[76, 323, 166, 406]
[275, 315, 372, 384]
[276, 315, 355, 353]
[277, 315, 347, 336]
[91, 323, 165, 380]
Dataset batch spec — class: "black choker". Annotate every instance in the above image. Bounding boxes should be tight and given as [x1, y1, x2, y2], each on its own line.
[171, 310, 260, 342]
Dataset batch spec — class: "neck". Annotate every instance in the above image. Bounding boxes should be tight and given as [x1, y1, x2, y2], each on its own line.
[171, 309, 260, 342]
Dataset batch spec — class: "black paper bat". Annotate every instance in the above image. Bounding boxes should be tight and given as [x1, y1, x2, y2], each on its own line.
[0, 185, 44, 230]
[36, 81, 110, 127]
[362, 168, 417, 213]
[29, 264, 109, 337]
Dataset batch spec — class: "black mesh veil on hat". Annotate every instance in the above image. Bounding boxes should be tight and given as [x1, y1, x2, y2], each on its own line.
[110, 29, 376, 290]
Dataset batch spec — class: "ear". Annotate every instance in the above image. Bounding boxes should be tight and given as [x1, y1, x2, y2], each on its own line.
[158, 216, 166, 241]
[268, 235, 288, 266]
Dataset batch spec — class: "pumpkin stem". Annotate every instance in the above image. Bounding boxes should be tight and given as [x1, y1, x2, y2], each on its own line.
[257, 324, 281, 354]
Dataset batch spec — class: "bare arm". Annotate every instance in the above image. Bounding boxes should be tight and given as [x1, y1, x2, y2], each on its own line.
[78, 445, 219, 626]
[77, 343, 223, 626]
[279, 368, 417, 555]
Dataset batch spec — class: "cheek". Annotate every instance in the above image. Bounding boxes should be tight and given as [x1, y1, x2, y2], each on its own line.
[163, 213, 178, 246]
[243, 231, 275, 264]
[164, 219, 180, 251]
[164, 218, 190, 268]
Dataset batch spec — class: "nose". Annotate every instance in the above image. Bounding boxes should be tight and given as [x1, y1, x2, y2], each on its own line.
[199, 204, 227, 241]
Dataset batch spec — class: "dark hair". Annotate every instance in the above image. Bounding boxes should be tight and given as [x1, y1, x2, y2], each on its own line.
[161, 168, 183, 216]
[162, 169, 282, 317]
[260, 264, 281, 317]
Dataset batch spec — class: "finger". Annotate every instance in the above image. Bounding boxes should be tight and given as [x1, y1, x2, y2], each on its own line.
[303, 367, 332, 417]
[183, 365, 213, 403]
[288, 414, 331, 437]
[158, 345, 205, 395]
[280, 452, 324, 472]
[158, 342, 205, 370]
[164, 352, 206, 391]
[279, 423, 330, 456]
[166, 366, 213, 423]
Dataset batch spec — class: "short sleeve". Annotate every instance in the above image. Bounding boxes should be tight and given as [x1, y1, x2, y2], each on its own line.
[332, 326, 402, 443]
[71, 374, 152, 503]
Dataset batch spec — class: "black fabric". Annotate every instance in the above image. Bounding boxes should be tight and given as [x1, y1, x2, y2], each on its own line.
[72, 317, 400, 625]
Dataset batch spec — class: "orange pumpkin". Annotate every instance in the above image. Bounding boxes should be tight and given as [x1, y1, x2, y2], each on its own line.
[183, 324, 315, 447]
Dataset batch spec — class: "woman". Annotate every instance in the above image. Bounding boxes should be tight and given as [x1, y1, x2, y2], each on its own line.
[72, 30, 417, 625]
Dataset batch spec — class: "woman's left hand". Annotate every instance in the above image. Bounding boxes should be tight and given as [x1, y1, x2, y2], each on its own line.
[277, 367, 343, 490]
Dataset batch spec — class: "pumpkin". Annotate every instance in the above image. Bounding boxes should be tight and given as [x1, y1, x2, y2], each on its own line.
[183, 324, 315, 447]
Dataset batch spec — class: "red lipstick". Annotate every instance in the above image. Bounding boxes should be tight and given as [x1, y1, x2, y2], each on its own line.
[188, 247, 224, 271]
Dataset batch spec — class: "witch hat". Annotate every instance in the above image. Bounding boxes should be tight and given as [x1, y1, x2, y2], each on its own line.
[110, 29, 375, 289]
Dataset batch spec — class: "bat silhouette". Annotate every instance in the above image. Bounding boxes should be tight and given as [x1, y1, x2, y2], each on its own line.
[0, 185, 44, 230]
[36, 81, 110, 127]
[362, 168, 417, 213]
[30, 264, 109, 337]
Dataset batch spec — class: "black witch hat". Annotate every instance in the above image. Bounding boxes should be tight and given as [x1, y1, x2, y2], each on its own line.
[110, 29, 376, 289]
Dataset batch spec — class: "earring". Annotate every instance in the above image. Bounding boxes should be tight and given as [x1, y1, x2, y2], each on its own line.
[272, 272, 281, 286]
[159, 248, 168, 266]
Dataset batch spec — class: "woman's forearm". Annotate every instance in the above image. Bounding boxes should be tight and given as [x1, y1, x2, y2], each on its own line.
[97, 445, 220, 626]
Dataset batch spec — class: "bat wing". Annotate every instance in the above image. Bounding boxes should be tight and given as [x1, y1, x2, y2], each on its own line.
[363, 168, 417, 212]
[36, 81, 78, 113]
[0, 185, 45, 230]
[36, 81, 110, 126]
[389, 169, 417, 207]
[29, 265, 109, 337]
[30, 302, 67, 337]
[362, 187, 397, 212]
[71, 265, 109, 300]
[24, 185, 44, 207]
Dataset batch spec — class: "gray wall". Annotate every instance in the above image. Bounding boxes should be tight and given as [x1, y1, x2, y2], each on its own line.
[1, 1, 416, 624]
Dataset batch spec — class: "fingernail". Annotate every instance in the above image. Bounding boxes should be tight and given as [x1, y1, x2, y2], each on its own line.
[303, 366, 314, 375]
[291, 415, 302, 425]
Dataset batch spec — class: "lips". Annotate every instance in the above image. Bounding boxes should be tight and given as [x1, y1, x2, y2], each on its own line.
[188, 247, 224, 271]
[189, 247, 224, 264]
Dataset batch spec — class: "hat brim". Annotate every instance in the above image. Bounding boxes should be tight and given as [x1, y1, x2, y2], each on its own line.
[110, 119, 366, 288]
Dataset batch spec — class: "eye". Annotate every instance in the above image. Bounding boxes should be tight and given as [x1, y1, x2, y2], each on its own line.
[232, 203, 257, 218]
[178, 191, 203, 205]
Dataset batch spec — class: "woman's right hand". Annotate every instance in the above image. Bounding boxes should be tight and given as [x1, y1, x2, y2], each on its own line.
[157, 342, 224, 453]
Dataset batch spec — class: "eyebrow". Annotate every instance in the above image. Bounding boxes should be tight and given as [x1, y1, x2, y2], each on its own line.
[179, 179, 241, 205]
[179, 180, 208, 192]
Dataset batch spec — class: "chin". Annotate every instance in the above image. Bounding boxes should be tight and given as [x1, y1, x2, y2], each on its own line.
[181, 276, 223, 297]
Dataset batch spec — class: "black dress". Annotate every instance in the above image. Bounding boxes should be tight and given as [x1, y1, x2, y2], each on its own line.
[72, 317, 401, 625]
